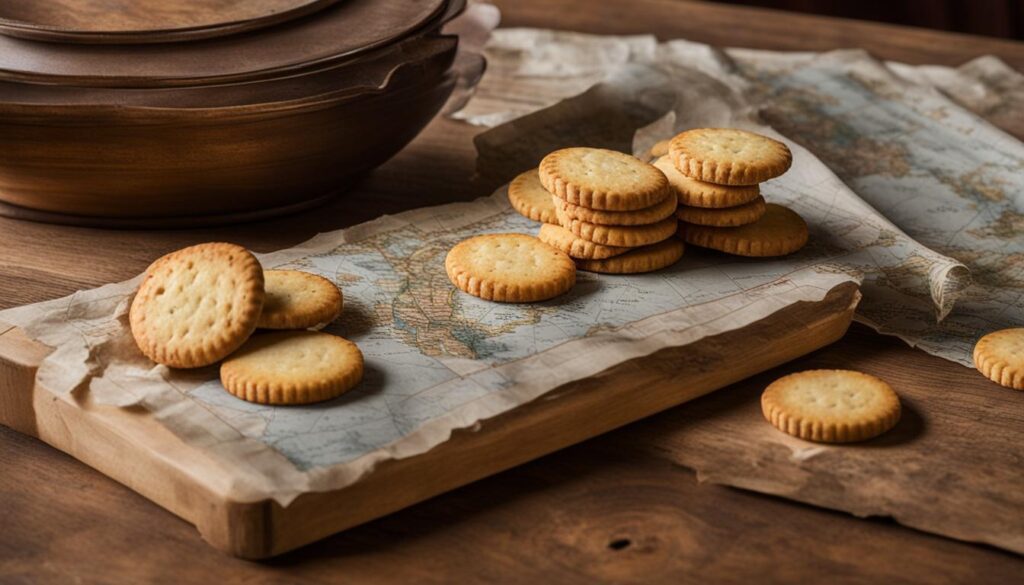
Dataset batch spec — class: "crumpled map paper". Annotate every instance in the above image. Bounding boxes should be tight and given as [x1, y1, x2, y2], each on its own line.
[458, 30, 1024, 367]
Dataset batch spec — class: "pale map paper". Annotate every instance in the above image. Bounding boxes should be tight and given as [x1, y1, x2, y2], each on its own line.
[459, 29, 1024, 366]
[0, 28, 1019, 503]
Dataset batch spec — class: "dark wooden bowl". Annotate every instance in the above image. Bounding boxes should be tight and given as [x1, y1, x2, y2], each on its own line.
[0, 0, 450, 87]
[0, 0, 344, 45]
[0, 66, 456, 221]
[0, 35, 458, 108]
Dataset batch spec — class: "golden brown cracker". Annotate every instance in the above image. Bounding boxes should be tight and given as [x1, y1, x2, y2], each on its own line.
[537, 223, 631, 260]
[576, 238, 684, 274]
[669, 128, 792, 185]
[676, 195, 766, 227]
[553, 191, 677, 226]
[258, 270, 343, 330]
[221, 331, 364, 405]
[683, 204, 808, 257]
[508, 168, 559, 224]
[129, 242, 264, 369]
[446, 233, 576, 302]
[540, 147, 670, 211]
[654, 155, 761, 208]
[973, 328, 1024, 390]
[557, 206, 678, 247]
[761, 369, 901, 443]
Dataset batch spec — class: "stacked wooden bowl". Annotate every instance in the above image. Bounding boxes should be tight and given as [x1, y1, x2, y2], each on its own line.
[0, 0, 466, 226]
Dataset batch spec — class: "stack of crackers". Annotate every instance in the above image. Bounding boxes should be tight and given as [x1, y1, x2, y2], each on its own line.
[514, 147, 685, 274]
[129, 242, 362, 405]
[654, 128, 808, 257]
[460, 128, 812, 305]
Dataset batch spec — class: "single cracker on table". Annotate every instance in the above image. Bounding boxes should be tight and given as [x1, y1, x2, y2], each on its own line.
[553, 191, 677, 226]
[556, 206, 678, 247]
[258, 270, 343, 330]
[446, 233, 576, 302]
[221, 331, 364, 405]
[654, 156, 761, 208]
[669, 128, 792, 185]
[973, 328, 1024, 390]
[129, 242, 264, 369]
[508, 168, 559, 225]
[537, 223, 631, 260]
[576, 238, 684, 274]
[761, 369, 901, 443]
[540, 147, 670, 211]
[676, 195, 766, 227]
[683, 203, 808, 257]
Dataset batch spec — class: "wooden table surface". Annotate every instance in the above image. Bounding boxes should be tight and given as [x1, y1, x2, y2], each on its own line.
[2, 1, 1023, 582]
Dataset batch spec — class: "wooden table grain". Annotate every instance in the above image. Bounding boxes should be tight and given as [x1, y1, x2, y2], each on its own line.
[2, 1, 1023, 582]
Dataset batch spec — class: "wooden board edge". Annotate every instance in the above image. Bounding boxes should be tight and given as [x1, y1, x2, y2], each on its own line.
[254, 281, 860, 558]
[0, 282, 860, 558]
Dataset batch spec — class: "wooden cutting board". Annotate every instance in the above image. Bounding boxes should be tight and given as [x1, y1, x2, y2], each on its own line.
[0, 282, 858, 558]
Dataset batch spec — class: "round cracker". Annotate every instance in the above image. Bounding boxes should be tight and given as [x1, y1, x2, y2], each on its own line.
[669, 128, 792, 185]
[539, 147, 670, 211]
[761, 369, 901, 443]
[537, 223, 631, 260]
[553, 191, 677, 226]
[676, 195, 766, 227]
[129, 242, 264, 369]
[221, 331, 364, 405]
[654, 156, 761, 208]
[557, 206, 678, 247]
[683, 204, 808, 257]
[258, 270, 343, 330]
[508, 168, 558, 225]
[973, 328, 1024, 390]
[576, 238, 684, 274]
[446, 234, 576, 302]
[645, 139, 671, 162]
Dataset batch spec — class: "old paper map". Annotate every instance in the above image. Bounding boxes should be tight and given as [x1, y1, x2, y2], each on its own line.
[0, 28, 1019, 505]
[458, 30, 1024, 366]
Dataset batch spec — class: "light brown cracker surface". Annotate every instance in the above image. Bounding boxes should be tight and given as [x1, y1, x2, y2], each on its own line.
[576, 238, 684, 274]
[537, 224, 631, 260]
[669, 128, 792, 185]
[683, 203, 808, 257]
[654, 156, 761, 208]
[445, 233, 576, 302]
[221, 331, 364, 405]
[508, 168, 559, 225]
[129, 242, 264, 369]
[676, 195, 766, 227]
[973, 328, 1024, 390]
[554, 191, 677, 226]
[540, 147, 670, 211]
[258, 270, 343, 330]
[761, 369, 901, 443]
[557, 207, 678, 247]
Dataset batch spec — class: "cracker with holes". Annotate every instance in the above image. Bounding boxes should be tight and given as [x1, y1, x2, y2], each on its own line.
[129, 242, 265, 368]
[973, 328, 1024, 390]
[446, 233, 576, 302]
[669, 128, 792, 185]
[539, 147, 670, 211]
[761, 369, 901, 443]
